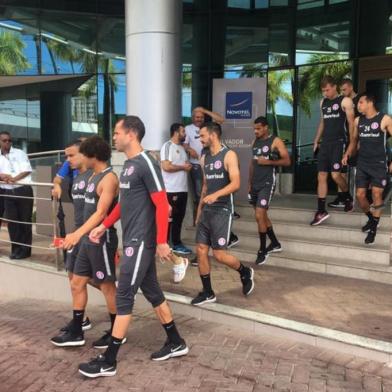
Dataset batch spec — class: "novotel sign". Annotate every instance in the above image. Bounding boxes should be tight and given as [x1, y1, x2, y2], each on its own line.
[225, 91, 253, 119]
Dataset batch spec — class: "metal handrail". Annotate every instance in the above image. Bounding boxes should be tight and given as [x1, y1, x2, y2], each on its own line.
[0, 179, 61, 270]
[28, 150, 64, 158]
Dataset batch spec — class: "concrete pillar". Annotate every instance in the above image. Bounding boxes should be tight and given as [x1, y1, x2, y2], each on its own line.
[40, 91, 72, 150]
[125, 0, 182, 150]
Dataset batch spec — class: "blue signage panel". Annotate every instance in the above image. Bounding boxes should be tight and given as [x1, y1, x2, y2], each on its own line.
[225, 92, 253, 119]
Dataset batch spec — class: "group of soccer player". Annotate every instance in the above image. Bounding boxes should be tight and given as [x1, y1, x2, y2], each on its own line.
[311, 76, 392, 245]
[48, 76, 391, 379]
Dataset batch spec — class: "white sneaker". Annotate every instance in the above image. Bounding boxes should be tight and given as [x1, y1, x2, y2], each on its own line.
[173, 258, 189, 283]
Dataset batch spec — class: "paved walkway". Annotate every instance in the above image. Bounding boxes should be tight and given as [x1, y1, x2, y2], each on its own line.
[1, 299, 392, 392]
[1, 227, 392, 343]
[157, 261, 392, 342]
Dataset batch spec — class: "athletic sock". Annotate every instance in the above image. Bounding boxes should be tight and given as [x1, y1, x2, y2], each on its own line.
[318, 198, 326, 212]
[342, 191, 351, 201]
[104, 336, 123, 365]
[109, 313, 116, 332]
[200, 274, 213, 294]
[71, 309, 84, 335]
[366, 211, 373, 221]
[162, 320, 182, 345]
[337, 192, 345, 201]
[237, 263, 248, 278]
[259, 232, 267, 252]
[371, 217, 380, 230]
[267, 226, 279, 246]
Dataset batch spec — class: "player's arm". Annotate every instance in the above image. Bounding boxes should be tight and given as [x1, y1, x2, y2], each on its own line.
[313, 100, 324, 152]
[203, 150, 240, 206]
[269, 138, 291, 167]
[195, 155, 207, 224]
[140, 155, 171, 260]
[342, 116, 359, 165]
[382, 114, 392, 137]
[195, 107, 224, 124]
[248, 140, 255, 193]
[89, 202, 121, 242]
[342, 96, 355, 147]
[9, 150, 31, 183]
[63, 173, 119, 249]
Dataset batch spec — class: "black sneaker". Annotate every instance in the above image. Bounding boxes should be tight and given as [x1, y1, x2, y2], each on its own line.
[241, 267, 254, 296]
[228, 233, 239, 248]
[191, 291, 216, 306]
[60, 317, 92, 333]
[79, 354, 116, 378]
[233, 211, 241, 220]
[310, 211, 330, 226]
[344, 199, 354, 212]
[255, 250, 269, 265]
[190, 256, 198, 267]
[328, 197, 345, 208]
[151, 339, 189, 361]
[365, 230, 376, 244]
[266, 243, 282, 254]
[51, 331, 85, 347]
[93, 331, 127, 349]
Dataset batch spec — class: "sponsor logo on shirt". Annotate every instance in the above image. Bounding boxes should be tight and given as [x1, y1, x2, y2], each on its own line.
[371, 122, 379, 130]
[120, 182, 130, 189]
[262, 146, 269, 153]
[214, 160, 222, 169]
[87, 183, 95, 193]
[78, 180, 86, 190]
[332, 103, 339, 111]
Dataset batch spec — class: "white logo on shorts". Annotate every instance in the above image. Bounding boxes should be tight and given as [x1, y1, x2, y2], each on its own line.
[78, 180, 85, 190]
[125, 247, 134, 257]
[218, 237, 226, 246]
[87, 183, 95, 193]
[260, 199, 267, 206]
[96, 271, 104, 280]
[371, 122, 379, 130]
[262, 146, 269, 153]
[382, 179, 387, 186]
[214, 160, 222, 169]
[333, 163, 340, 170]
[332, 103, 339, 111]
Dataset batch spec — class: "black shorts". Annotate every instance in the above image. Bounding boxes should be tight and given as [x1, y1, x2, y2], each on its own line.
[356, 163, 388, 189]
[73, 236, 117, 284]
[65, 242, 80, 273]
[249, 178, 276, 209]
[317, 142, 345, 173]
[116, 242, 165, 316]
[196, 207, 232, 250]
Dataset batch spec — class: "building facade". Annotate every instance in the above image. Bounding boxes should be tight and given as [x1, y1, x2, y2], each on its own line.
[0, 0, 391, 193]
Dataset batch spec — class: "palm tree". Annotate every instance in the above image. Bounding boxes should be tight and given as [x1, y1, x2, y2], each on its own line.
[0, 31, 31, 75]
[240, 64, 293, 137]
[299, 54, 351, 116]
[42, 38, 119, 141]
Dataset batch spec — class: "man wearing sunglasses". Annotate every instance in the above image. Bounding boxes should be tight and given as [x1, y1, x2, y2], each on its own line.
[0, 131, 33, 259]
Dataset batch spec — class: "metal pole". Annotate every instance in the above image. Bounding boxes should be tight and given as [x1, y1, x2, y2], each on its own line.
[51, 197, 61, 271]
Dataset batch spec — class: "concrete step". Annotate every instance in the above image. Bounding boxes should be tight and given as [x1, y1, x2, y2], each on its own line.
[231, 218, 390, 247]
[234, 204, 392, 230]
[184, 228, 390, 265]
[181, 240, 392, 285]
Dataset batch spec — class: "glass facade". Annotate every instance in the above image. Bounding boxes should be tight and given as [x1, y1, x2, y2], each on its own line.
[0, 0, 392, 192]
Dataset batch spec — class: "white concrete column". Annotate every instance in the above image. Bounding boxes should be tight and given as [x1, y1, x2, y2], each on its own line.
[125, 0, 182, 150]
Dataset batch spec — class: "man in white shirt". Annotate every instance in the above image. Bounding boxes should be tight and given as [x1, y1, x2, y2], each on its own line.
[0, 132, 33, 259]
[161, 123, 192, 256]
